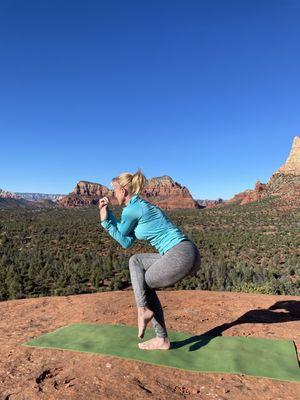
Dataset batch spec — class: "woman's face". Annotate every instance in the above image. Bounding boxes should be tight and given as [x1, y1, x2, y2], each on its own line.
[112, 182, 126, 205]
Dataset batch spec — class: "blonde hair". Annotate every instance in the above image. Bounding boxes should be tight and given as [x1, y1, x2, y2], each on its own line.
[111, 168, 147, 195]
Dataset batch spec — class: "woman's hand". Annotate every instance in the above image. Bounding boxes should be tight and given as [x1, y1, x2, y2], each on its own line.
[99, 197, 110, 222]
[100, 205, 108, 222]
[99, 196, 110, 210]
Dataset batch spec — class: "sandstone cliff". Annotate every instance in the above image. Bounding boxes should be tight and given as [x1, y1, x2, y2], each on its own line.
[58, 176, 199, 210]
[143, 176, 198, 209]
[277, 136, 300, 176]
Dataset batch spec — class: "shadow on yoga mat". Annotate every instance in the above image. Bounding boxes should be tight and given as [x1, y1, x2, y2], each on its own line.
[22, 322, 300, 383]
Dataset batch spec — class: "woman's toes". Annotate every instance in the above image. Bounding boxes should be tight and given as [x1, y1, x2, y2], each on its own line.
[138, 337, 170, 350]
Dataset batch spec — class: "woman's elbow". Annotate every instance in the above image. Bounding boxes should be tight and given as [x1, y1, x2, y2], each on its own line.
[122, 241, 134, 249]
[119, 227, 131, 237]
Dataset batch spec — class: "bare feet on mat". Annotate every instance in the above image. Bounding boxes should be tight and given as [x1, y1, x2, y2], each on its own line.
[137, 306, 154, 339]
[138, 336, 170, 350]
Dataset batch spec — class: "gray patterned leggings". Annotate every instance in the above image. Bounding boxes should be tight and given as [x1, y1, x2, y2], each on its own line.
[128, 239, 201, 338]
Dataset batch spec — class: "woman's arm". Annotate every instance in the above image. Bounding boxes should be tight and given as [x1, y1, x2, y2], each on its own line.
[101, 219, 136, 248]
[100, 207, 140, 249]
[98, 197, 120, 227]
[115, 207, 140, 236]
[101, 209, 119, 226]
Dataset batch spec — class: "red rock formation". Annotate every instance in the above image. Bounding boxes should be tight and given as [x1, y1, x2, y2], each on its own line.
[58, 176, 199, 210]
[142, 176, 198, 209]
[227, 136, 300, 207]
[58, 181, 118, 208]
[240, 181, 268, 205]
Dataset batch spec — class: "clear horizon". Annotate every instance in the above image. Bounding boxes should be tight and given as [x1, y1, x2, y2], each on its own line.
[1, 1, 299, 199]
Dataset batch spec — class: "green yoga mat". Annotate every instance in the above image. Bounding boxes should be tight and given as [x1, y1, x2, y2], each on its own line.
[22, 322, 300, 383]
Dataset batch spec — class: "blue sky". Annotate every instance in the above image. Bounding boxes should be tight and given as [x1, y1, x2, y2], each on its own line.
[0, 0, 299, 200]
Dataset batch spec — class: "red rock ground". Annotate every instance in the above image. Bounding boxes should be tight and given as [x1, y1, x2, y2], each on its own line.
[0, 290, 299, 400]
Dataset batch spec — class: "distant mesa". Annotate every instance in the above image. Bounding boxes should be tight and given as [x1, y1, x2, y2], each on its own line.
[227, 135, 300, 207]
[196, 199, 225, 208]
[58, 175, 199, 210]
[0, 189, 25, 208]
[0, 188, 19, 199]
[15, 193, 65, 202]
[0, 189, 65, 202]
[0, 189, 65, 209]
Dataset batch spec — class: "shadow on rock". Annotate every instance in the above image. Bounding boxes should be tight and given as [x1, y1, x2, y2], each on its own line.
[170, 300, 300, 352]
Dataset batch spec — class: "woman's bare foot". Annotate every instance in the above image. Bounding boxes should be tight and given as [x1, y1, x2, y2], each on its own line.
[138, 336, 170, 350]
[137, 306, 154, 339]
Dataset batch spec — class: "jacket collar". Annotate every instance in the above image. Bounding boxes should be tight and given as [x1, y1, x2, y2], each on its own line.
[127, 194, 138, 205]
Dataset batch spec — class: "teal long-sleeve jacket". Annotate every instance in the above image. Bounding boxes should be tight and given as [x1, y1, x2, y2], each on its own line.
[100, 194, 188, 255]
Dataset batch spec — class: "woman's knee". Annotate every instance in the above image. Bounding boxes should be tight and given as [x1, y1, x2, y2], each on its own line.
[129, 254, 140, 271]
[190, 249, 201, 276]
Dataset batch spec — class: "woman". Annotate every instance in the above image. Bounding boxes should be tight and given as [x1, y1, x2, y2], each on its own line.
[99, 169, 201, 350]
